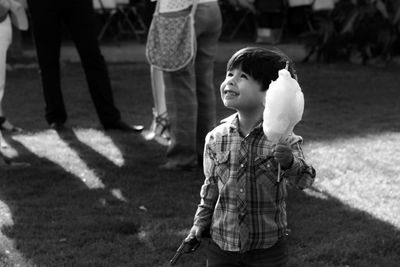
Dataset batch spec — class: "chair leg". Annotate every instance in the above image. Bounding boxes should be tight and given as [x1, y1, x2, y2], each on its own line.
[97, 10, 119, 41]
[228, 10, 252, 41]
[115, 5, 148, 41]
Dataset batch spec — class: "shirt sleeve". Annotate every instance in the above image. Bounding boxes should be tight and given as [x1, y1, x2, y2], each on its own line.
[193, 133, 219, 229]
[282, 135, 316, 190]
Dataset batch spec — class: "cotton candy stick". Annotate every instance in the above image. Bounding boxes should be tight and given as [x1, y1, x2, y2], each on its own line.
[263, 62, 304, 182]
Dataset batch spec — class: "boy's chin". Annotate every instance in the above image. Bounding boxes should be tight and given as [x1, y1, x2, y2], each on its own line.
[223, 98, 236, 107]
[223, 101, 236, 110]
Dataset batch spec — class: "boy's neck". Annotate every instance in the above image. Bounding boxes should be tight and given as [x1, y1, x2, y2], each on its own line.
[237, 109, 263, 136]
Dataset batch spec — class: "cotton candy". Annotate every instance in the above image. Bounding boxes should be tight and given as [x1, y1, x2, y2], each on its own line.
[263, 68, 304, 144]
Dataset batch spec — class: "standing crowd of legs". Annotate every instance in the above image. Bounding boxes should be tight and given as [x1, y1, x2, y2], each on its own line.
[1, 0, 222, 172]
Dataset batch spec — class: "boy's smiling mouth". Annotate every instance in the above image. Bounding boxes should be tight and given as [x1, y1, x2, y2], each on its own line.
[224, 89, 239, 96]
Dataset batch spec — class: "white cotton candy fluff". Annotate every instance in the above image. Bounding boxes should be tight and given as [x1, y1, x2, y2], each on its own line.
[263, 68, 304, 144]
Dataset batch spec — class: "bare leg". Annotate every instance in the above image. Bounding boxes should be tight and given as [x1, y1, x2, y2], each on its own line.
[151, 66, 167, 115]
[0, 17, 21, 132]
[0, 17, 11, 120]
[142, 66, 171, 146]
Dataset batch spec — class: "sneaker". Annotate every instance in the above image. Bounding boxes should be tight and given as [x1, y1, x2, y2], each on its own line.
[158, 161, 198, 172]
[103, 120, 143, 133]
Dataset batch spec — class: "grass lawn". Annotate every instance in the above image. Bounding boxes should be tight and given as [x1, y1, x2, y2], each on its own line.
[0, 59, 400, 266]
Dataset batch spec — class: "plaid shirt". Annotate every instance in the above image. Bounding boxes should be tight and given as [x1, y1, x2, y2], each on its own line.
[194, 114, 315, 252]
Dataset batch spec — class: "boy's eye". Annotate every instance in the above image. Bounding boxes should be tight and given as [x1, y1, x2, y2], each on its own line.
[227, 72, 233, 77]
[240, 73, 248, 79]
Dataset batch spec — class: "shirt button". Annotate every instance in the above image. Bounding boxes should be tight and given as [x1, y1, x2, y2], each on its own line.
[240, 164, 245, 168]
[267, 164, 271, 168]
[239, 188, 244, 193]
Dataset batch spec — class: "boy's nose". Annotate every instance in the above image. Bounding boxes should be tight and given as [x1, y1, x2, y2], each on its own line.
[227, 76, 236, 85]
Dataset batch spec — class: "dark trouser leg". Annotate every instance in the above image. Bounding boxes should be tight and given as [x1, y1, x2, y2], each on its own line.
[206, 240, 242, 267]
[164, 67, 198, 167]
[194, 2, 222, 157]
[163, 2, 222, 167]
[207, 237, 288, 267]
[28, 1, 66, 124]
[62, 0, 121, 126]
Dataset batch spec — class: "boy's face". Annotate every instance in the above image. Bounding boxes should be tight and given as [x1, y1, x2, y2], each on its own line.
[220, 67, 266, 112]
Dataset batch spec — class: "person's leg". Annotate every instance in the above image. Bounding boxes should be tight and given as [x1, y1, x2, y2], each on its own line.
[27, 0, 66, 125]
[163, 63, 198, 169]
[142, 66, 170, 145]
[0, 16, 12, 124]
[194, 2, 222, 159]
[243, 237, 288, 267]
[151, 66, 167, 115]
[161, 3, 222, 170]
[207, 239, 243, 267]
[62, 0, 121, 126]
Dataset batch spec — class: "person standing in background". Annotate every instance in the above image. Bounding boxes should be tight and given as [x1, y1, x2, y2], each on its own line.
[27, 0, 143, 132]
[158, 0, 222, 171]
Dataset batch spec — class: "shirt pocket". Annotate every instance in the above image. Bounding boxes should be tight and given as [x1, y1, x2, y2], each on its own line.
[254, 155, 278, 186]
[213, 151, 230, 185]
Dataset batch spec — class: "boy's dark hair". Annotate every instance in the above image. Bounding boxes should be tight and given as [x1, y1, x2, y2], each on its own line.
[226, 47, 297, 91]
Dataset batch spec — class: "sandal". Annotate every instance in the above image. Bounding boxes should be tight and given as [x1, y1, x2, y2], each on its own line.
[0, 116, 22, 132]
[142, 108, 171, 146]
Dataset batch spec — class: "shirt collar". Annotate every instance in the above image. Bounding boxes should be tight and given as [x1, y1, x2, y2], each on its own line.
[221, 113, 263, 133]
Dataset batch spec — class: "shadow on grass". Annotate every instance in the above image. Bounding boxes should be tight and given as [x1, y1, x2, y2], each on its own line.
[0, 134, 147, 266]
[0, 62, 399, 266]
[287, 188, 400, 266]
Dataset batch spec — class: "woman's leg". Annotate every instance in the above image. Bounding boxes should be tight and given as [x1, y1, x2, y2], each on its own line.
[142, 66, 171, 146]
[0, 16, 19, 131]
[151, 66, 167, 115]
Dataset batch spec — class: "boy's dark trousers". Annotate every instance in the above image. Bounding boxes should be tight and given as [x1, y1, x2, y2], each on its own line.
[27, 0, 121, 126]
[206, 237, 288, 267]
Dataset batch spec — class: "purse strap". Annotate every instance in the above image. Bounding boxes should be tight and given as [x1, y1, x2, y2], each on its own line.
[155, 0, 198, 16]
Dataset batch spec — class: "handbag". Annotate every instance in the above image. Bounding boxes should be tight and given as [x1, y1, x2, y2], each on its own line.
[146, 0, 198, 72]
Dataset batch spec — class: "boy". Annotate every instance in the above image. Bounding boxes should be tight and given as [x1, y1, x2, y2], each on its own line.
[187, 47, 316, 266]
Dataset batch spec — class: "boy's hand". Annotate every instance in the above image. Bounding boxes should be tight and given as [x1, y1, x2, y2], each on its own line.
[187, 225, 203, 241]
[273, 144, 294, 170]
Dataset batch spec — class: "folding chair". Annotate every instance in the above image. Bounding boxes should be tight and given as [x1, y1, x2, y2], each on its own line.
[93, 0, 119, 41]
[93, 0, 147, 41]
[219, 0, 256, 41]
[291, 0, 336, 62]
[254, 0, 288, 44]
[115, 0, 148, 41]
